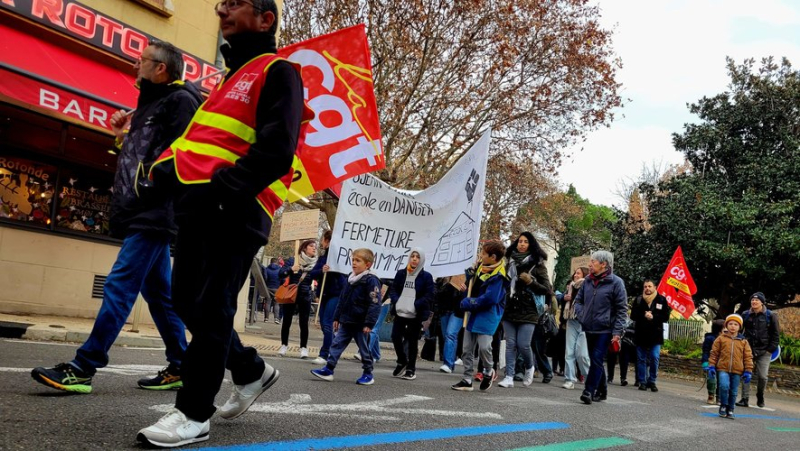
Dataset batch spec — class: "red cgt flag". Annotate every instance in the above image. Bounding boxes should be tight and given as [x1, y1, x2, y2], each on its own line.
[657, 246, 698, 319]
[279, 24, 385, 202]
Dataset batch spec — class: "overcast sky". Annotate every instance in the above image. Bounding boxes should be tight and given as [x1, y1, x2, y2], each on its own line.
[558, 0, 800, 208]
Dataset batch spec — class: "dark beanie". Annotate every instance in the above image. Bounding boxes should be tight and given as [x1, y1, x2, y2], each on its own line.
[750, 292, 766, 303]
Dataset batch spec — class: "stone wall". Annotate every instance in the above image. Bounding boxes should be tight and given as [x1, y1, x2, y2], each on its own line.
[660, 353, 800, 393]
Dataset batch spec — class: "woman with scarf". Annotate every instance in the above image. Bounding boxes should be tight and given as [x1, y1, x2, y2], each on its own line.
[562, 267, 590, 389]
[498, 232, 552, 388]
[278, 239, 318, 358]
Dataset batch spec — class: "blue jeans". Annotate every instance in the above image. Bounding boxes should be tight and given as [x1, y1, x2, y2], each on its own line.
[564, 319, 590, 382]
[636, 344, 661, 385]
[718, 371, 741, 410]
[440, 312, 463, 370]
[369, 303, 390, 361]
[502, 321, 535, 378]
[318, 296, 339, 359]
[584, 332, 611, 396]
[73, 232, 187, 374]
[327, 323, 374, 373]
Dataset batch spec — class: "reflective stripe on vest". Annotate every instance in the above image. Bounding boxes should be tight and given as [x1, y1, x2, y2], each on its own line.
[153, 54, 312, 219]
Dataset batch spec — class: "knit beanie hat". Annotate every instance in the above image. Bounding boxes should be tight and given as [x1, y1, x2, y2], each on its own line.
[750, 292, 766, 303]
[725, 314, 743, 328]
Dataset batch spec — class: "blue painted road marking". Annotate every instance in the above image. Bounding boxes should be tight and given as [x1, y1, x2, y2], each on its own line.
[200, 421, 570, 451]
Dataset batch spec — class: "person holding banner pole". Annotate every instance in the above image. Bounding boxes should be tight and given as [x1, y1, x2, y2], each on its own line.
[310, 231, 346, 365]
[278, 239, 318, 358]
[138, 0, 313, 447]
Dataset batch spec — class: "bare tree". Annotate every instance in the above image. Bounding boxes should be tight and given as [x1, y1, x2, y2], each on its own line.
[281, 0, 623, 227]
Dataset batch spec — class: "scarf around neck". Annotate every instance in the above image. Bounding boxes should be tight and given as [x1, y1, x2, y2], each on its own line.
[588, 268, 611, 286]
[298, 251, 318, 272]
[642, 291, 657, 305]
[478, 259, 506, 282]
[348, 269, 372, 285]
[507, 254, 533, 298]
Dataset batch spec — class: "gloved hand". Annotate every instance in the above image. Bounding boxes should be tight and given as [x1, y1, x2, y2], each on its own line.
[519, 272, 533, 285]
[702, 362, 709, 371]
[743, 371, 752, 384]
[707, 366, 716, 378]
[465, 267, 476, 279]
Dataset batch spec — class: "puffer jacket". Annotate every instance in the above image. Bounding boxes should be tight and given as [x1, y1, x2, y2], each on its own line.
[109, 79, 202, 239]
[574, 270, 628, 336]
[709, 330, 754, 375]
[334, 273, 382, 328]
[743, 309, 781, 356]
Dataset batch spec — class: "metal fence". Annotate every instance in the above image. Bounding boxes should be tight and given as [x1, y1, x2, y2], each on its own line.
[667, 319, 705, 343]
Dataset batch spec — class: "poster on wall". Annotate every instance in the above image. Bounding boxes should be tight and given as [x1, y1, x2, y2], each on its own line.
[0, 155, 56, 226]
[55, 169, 113, 234]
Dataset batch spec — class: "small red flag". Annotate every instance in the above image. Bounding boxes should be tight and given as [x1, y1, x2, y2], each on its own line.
[656, 246, 697, 319]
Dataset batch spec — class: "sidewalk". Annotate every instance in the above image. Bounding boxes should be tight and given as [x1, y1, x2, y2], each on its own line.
[0, 311, 398, 361]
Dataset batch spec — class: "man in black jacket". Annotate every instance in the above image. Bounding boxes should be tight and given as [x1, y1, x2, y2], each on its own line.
[630, 279, 671, 392]
[138, 0, 306, 447]
[737, 292, 781, 408]
[31, 40, 201, 394]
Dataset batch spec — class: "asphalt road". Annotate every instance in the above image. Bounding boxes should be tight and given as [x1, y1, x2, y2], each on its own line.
[2, 338, 800, 450]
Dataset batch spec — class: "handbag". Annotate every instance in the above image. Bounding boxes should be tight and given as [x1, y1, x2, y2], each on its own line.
[421, 336, 438, 361]
[538, 310, 558, 339]
[275, 272, 307, 304]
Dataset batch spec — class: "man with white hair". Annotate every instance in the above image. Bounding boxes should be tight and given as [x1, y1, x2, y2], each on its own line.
[574, 250, 629, 405]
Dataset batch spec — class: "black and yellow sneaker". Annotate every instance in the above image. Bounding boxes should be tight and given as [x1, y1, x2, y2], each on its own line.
[31, 363, 93, 394]
[138, 364, 182, 390]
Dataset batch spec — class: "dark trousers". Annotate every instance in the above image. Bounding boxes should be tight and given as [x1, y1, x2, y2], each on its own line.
[392, 316, 422, 372]
[532, 326, 553, 376]
[281, 296, 311, 348]
[607, 341, 636, 382]
[585, 332, 611, 397]
[172, 223, 266, 423]
[327, 323, 373, 373]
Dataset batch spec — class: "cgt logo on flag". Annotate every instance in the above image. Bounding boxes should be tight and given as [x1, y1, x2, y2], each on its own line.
[657, 246, 698, 319]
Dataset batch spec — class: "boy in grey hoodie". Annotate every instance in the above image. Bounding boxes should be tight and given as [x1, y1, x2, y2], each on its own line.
[388, 248, 434, 380]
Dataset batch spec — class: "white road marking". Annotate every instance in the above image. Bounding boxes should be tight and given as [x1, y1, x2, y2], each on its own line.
[701, 404, 776, 412]
[3, 339, 77, 347]
[599, 418, 727, 443]
[150, 394, 503, 422]
[1, 364, 164, 376]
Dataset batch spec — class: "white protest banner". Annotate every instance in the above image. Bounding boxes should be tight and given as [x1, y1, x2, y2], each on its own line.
[329, 130, 491, 279]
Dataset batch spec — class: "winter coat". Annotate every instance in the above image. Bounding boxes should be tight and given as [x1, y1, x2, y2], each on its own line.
[309, 251, 346, 302]
[279, 258, 314, 304]
[709, 330, 754, 375]
[504, 257, 553, 324]
[743, 309, 781, 356]
[574, 270, 629, 336]
[263, 263, 282, 290]
[109, 79, 202, 239]
[460, 265, 508, 335]
[334, 273, 382, 328]
[435, 279, 466, 317]
[388, 248, 434, 321]
[630, 294, 671, 347]
[701, 332, 717, 364]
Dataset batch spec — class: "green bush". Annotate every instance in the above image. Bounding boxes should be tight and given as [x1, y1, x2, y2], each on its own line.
[663, 337, 700, 356]
[780, 334, 800, 366]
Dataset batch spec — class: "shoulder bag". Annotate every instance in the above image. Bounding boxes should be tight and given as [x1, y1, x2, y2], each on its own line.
[275, 272, 307, 304]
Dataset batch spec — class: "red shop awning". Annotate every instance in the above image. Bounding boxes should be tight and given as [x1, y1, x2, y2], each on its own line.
[0, 22, 138, 132]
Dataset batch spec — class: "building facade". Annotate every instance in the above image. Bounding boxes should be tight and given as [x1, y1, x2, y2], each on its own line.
[0, 0, 260, 329]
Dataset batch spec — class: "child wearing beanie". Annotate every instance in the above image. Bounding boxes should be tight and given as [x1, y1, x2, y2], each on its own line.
[707, 314, 754, 419]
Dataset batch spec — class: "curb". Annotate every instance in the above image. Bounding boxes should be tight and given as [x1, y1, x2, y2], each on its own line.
[22, 327, 165, 348]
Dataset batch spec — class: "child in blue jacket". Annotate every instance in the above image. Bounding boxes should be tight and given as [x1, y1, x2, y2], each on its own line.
[311, 248, 382, 385]
[451, 241, 508, 392]
[388, 248, 434, 380]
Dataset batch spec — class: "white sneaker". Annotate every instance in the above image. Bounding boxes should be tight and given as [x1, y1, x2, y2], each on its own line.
[218, 364, 279, 420]
[311, 356, 326, 365]
[455, 358, 463, 366]
[498, 376, 514, 388]
[562, 380, 575, 390]
[278, 345, 287, 356]
[137, 408, 209, 448]
[300, 347, 309, 359]
[352, 353, 362, 360]
[523, 367, 535, 386]
[439, 364, 453, 374]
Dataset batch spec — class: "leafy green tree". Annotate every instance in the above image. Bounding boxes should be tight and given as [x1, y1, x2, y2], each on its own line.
[613, 58, 800, 314]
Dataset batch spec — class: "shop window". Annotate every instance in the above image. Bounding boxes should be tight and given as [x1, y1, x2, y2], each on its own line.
[0, 155, 57, 226]
[63, 125, 117, 173]
[55, 167, 113, 235]
[0, 104, 62, 156]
